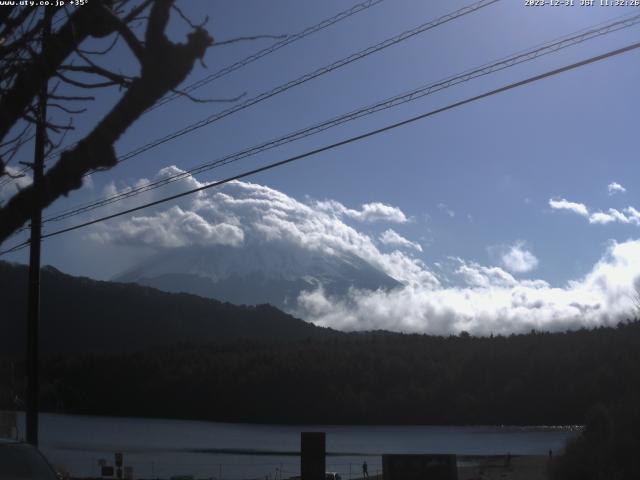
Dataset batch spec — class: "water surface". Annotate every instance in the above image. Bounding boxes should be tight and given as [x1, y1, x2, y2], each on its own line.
[15, 413, 579, 478]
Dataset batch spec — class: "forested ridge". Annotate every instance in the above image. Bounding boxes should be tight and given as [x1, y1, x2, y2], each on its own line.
[2, 321, 639, 426]
[0, 260, 343, 354]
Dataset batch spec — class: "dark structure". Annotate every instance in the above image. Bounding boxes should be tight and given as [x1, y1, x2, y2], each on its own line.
[382, 454, 458, 480]
[301, 432, 326, 480]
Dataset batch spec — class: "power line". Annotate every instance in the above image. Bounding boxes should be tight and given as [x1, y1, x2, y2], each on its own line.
[38, 0, 385, 165]
[25, 0, 501, 225]
[3, 39, 639, 257]
[112, 0, 500, 164]
[37, 10, 640, 226]
[150, 0, 385, 111]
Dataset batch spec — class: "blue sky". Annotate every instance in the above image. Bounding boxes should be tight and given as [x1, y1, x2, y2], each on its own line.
[3, 0, 640, 333]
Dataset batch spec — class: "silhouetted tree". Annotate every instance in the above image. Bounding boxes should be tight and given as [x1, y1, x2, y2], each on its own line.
[0, 0, 215, 244]
[553, 400, 640, 480]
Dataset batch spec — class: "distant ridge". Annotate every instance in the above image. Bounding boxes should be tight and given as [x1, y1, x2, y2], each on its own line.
[113, 243, 400, 311]
[0, 261, 345, 355]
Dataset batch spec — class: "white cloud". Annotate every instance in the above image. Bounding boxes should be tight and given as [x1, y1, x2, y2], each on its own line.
[379, 229, 422, 252]
[437, 203, 455, 218]
[589, 208, 630, 225]
[548, 198, 589, 217]
[625, 206, 640, 223]
[499, 241, 539, 273]
[90, 205, 244, 248]
[315, 199, 407, 223]
[0, 166, 32, 204]
[296, 240, 640, 335]
[90, 166, 431, 288]
[91, 167, 640, 335]
[549, 195, 640, 227]
[455, 260, 517, 288]
[357, 202, 408, 223]
[608, 182, 626, 195]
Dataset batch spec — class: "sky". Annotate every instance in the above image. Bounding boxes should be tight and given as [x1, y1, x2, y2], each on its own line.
[3, 0, 640, 334]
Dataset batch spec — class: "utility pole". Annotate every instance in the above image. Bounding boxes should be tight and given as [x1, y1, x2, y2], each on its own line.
[25, 7, 51, 446]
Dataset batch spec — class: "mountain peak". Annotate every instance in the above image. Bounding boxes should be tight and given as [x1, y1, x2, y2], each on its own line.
[114, 242, 400, 311]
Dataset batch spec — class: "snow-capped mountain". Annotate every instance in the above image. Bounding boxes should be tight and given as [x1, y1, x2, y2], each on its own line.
[113, 241, 400, 312]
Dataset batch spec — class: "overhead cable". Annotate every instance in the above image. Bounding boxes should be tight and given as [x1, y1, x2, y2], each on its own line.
[40, 10, 640, 225]
[3, 38, 639, 256]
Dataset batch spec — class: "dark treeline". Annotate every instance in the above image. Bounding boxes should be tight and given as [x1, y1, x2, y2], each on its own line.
[0, 261, 343, 355]
[2, 321, 640, 426]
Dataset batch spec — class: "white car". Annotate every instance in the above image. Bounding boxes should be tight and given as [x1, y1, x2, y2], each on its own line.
[0, 440, 59, 480]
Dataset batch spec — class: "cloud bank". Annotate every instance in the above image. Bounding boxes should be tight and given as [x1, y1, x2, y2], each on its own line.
[91, 166, 431, 287]
[296, 240, 640, 335]
[98, 205, 245, 248]
[90, 167, 640, 335]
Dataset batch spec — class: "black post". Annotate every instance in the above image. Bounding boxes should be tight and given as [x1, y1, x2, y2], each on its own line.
[26, 8, 51, 446]
[301, 432, 325, 480]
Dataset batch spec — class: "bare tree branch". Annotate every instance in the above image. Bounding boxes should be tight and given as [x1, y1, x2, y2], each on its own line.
[0, 122, 32, 149]
[0, 130, 34, 169]
[0, 16, 44, 61]
[47, 103, 87, 115]
[172, 4, 208, 29]
[55, 70, 125, 89]
[59, 64, 133, 87]
[44, 119, 73, 156]
[108, 15, 146, 62]
[168, 88, 246, 104]
[145, 0, 172, 49]
[0, 2, 124, 143]
[0, 1, 213, 244]
[77, 33, 120, 55]
[0, 8, 33, 49]
[214, 34, 288, 47]
[122, 0, 155, 23]
[49, 93, 96, 102]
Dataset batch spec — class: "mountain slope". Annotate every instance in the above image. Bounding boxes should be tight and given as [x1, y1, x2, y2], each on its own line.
[0, 261, 344, 355]
[113, 243, 401, 310]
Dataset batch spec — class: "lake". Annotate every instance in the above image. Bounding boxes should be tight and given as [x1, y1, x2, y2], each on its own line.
[14, 412, 580, 478]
